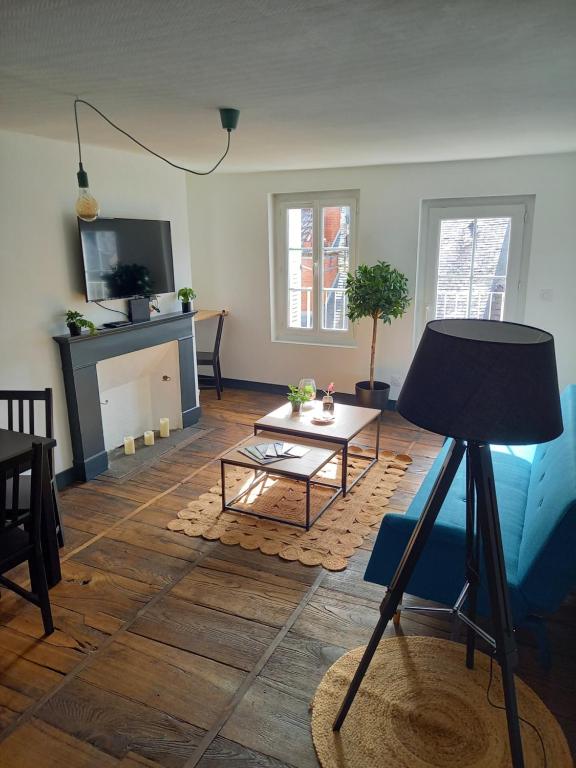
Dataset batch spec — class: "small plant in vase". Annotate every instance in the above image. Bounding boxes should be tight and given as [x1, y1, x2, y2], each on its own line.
[321, 382, 335, 413]
[65, 310, 97, 337]
[287, 385, 308, 414]
[177, 287, 197, 313]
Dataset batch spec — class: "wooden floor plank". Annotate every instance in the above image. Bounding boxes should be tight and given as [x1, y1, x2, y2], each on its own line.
[0, 718, 118, 767]
[170, 559, 308, 628]
[70, 538, 191, 588]
[129, 594, 278, 672]
[38, 678, 205, 767]
[77, 633, 245, 732]
[196, 736, 294, 767]
[220, 677, 318, 768]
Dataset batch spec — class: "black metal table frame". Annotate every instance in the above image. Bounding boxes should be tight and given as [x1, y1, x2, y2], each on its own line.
[253, 414, 381, 497]
[220, 452, 343, 531]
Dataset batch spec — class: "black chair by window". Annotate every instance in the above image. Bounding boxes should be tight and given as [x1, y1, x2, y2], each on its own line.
[1, 442, 54, 635]
[0, 389, 64, 546]
[196, 312, 226, 399]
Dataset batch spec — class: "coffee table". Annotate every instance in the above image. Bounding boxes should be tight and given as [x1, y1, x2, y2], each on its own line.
[220, 434, 342, 530]
[254, 401, 381, 496]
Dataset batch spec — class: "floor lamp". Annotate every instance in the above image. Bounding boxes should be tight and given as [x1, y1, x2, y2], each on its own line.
[333, 319, 563, 768]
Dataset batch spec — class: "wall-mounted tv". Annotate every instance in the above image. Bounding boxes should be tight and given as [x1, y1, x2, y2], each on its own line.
[78, 218, 175, 301]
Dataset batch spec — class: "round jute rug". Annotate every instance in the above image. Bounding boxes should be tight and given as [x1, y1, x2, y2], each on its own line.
[311, 636, 572, 768]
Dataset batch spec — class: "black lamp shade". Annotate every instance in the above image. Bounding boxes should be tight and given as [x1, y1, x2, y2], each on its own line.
[397, 319, 563, 445]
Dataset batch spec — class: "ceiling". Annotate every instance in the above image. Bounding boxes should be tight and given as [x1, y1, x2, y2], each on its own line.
[1, 0, 575, 172]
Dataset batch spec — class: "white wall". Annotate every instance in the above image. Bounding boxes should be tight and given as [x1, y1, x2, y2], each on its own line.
[0, 129, 192, 472]
[187, 152, 576, 395]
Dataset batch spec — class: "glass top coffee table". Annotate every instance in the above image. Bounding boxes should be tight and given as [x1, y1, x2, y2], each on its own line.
[254, 401, 381, 496]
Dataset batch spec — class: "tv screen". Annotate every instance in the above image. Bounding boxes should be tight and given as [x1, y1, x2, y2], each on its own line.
[79, 218, 175, 301]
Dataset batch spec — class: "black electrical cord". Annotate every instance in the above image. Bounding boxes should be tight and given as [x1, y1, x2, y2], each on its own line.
[74, 98, 231, 175]
[486, 652, 547, 767]
[93, 300, 129, 318]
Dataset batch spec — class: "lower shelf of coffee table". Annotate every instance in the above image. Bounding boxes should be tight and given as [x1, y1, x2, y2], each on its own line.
[220, 434, 342, 530]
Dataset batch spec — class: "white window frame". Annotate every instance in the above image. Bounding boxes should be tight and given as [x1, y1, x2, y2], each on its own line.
[414, 195, 534, 348]
[269, 190, 359, 346]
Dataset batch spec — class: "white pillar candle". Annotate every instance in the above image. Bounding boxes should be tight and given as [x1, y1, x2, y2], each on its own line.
[124, 436, 135, 455]
[159, 417, 170, 438]
[144, 430, 155, 446]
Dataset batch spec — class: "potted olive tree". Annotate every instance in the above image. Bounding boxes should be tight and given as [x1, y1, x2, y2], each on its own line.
[346, 261, 410, 410]
[177, 287, 196, 313]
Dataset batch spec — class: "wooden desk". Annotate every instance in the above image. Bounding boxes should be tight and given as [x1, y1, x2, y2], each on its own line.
[194, 309, 228, 323]
[0, 429, 61, 586]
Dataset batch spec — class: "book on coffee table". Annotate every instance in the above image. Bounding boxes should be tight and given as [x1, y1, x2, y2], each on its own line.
[239, 441, 310, 465]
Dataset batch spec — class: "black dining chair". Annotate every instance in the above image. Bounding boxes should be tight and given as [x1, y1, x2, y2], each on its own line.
[196, 313, 225, 399]
[0, 389, 64, 546]
[1, 442, 54, 635]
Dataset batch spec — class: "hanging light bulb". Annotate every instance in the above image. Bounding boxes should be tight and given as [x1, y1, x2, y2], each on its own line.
[75, 162, 100, 222]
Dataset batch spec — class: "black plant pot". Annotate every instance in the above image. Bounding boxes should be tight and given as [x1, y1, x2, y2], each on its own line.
[67, 322, 81, 337]
[181, 301, 191, 313]
[355, 380, 390, 412]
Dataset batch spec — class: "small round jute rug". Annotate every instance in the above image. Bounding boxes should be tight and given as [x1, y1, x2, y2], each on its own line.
[311, 636, 572, 768]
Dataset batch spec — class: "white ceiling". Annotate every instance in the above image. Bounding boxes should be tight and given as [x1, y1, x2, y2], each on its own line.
[1, 0, 575, 172]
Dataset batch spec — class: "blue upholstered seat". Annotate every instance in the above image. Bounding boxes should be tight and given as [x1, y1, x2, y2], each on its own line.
[365, 385, 576, 629]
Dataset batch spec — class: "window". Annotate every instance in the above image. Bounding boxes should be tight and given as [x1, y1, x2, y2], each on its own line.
[270, 190, 359, 345]
[415, 196, 533, 342]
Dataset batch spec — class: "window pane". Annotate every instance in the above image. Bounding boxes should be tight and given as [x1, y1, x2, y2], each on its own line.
[287, 207, 313, 329]
[470, 218, 509, 321]
[321, 206, 350, 330]
[435, 217, 510, 322]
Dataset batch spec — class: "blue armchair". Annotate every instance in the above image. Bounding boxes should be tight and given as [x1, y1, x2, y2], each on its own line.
[365, 385, 576, 661]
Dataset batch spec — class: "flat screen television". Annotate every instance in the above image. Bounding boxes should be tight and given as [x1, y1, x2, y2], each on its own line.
[78, 218, 175, 301]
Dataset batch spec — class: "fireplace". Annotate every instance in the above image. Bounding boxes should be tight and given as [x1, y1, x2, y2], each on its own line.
[54, 311, 199, 481]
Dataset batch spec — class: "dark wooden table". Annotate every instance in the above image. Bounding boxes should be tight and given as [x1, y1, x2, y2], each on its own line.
[0, 429, 61, 586]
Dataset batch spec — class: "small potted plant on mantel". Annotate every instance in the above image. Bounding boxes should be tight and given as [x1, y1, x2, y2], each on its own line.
[65, 310, 97, 337]
[286, 385, 309, 414]
[346, 261, 411, 411]
[177, 287, 197, 313]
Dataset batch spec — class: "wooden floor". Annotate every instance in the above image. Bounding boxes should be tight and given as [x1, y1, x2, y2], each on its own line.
[0, 388, 574, 766]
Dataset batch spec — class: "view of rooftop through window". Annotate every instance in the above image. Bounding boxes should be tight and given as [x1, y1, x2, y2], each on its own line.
[435, 217, 511, 322]
[288, 205, 350, 330]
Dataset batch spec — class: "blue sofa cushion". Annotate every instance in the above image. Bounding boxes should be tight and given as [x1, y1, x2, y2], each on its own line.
[517, 385, 576, 615]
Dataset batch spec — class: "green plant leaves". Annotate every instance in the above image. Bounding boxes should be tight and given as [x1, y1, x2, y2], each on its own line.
[346, 261, 411, 324]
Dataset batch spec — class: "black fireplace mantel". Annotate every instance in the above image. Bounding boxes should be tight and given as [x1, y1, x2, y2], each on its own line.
[54, 311, 200, 481]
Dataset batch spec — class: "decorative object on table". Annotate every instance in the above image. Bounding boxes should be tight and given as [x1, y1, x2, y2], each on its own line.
[298, 378, 317, 407]
[65, 309, 97, 337]
[167, 449, 411, 571]
[144, 430, 155, 446]
[159, 417, 170, 438]
[286, 385, 309, 414]
[311, 636, 572, 768]
[73, 99, 240, 221]
[321, 382, 335, 413]
[311, 413, 335, 425]
[333, 319, 563, 768]
[346, 261, 410, 411]
[239, 440, 310, 465]
[177, 287, 197, 313]
[123, 436, 135, 455]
